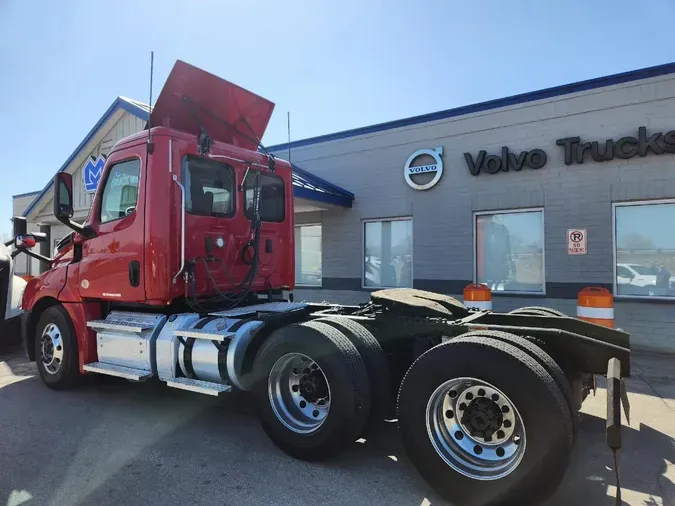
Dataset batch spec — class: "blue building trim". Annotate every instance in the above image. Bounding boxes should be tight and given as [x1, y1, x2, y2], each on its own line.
[293, 186, 353, 208]
[291, 163, 354, 207]
[292, 164, 354, 199]
[12, 190, 41, 199]
[23, 97, 150, 218]
[268, 61, 675, 152]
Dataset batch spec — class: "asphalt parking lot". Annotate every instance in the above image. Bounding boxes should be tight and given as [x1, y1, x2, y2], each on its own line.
[1, 342, 673, 506]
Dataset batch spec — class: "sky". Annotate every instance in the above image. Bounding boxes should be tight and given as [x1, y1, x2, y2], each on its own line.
[1, 0, 675, 237]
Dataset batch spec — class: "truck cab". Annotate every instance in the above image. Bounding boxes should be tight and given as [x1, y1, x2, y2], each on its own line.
[17, 60, 295, 370]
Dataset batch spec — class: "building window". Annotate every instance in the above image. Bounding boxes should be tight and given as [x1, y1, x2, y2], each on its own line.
[245, 172, 285, 223]
[295, 225, 322, 286]
[364, 218, 413, 288]
[183, 156, 235, 217]
[99, 159, 141, 224]
[474, 209, 545, 293]
[614, 200, 675, 299]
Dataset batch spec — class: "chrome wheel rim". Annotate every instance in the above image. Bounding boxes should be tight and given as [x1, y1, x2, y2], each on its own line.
[40, 323, 64, 375]
[426, 377, 526, 480]
[268, 353, 331, 434]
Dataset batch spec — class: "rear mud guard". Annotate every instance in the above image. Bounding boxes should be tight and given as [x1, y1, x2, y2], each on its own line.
[606, 357, 630, 506]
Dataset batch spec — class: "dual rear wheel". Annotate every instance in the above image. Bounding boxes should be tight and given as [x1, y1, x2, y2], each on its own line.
[254, 321, 575, 506]
[252, 317, 391, 461]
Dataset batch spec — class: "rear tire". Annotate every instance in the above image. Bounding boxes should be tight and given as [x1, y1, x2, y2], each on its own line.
[397, 336, 573, 506]
[252, 321, 371, 461]
[315, 316, 392, 422]
[457, 330, 577, 440]
[34, 305, 80, 390]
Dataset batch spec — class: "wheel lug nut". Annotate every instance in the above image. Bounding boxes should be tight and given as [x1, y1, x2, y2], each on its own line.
[503, 420, 512, 428]
[312, 410, 319, 417]
[455, 431, 464, 440]
[496, 430, 505, 439]
[491, 394, 499, 401]
[484, 435, 492, 442]
[473, 445, 483, 455]
[501, 405, 510, 414]
[496, 447, 505, 457]
[459, 402, 467, 410]
[465, 392, 474, 401]
[477, 388, 485, 396]
[449, 390, 458, 398]
[292, 385, 299, 392]
[445, 410, 454, 419]
[299, 400, 307, 408]
[292, 368, 299, 374]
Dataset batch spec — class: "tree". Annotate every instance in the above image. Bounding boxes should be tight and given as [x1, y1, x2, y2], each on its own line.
[618, 232, 655, 251]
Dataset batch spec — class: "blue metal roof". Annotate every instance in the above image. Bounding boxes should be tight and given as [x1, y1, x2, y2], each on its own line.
[267, 61, 675, 152]
[292, 164, 354, 208]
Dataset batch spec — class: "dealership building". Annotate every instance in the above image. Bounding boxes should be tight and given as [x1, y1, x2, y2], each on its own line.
[13, 63, 675, 352]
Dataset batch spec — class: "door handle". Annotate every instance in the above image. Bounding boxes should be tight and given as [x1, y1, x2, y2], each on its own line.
[129, 261, 141, 287]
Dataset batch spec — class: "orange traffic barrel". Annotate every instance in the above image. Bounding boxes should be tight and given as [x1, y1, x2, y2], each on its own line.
[577, 287, 614, 328]
[463, 283, 492, 311]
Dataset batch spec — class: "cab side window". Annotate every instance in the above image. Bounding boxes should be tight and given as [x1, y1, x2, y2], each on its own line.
[99, 159, 141, 224]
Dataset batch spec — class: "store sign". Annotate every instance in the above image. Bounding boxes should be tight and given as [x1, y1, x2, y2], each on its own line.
[466, 126, 675, 176]
[567, 229, 587, 255]
[83, 154, 107, 193]
[556, 126, 675, 165]
[404, 147, 443, 190]
[464, 147, 547, 175]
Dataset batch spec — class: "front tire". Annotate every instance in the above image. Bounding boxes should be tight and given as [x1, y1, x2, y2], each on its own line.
[34, 305, 80, 390]
[397, 336, 573, 506]
[252, 321, 371, 461]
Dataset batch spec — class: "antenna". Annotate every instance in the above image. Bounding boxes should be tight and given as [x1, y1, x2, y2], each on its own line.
[287, 111, 291, 163]
[146, 51, 155, 154]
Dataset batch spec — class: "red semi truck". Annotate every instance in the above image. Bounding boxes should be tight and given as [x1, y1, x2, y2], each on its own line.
[1, 60, 631, 506]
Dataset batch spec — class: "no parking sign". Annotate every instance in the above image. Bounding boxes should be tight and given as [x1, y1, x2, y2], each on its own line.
[567, 229, 587, 255]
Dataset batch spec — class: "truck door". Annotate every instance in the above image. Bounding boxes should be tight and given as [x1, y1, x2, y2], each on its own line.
[78, 145, 146, 302]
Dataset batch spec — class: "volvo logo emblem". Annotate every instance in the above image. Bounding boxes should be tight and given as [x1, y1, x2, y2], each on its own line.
[404, 147, 444, 190]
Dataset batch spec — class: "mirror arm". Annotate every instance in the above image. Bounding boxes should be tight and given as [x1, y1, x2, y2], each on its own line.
[56, 216, 96, 239]
[15, 247, 52, 267]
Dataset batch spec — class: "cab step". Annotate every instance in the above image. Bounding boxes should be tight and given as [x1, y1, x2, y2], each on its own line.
[165, 377, 231, 396]
[83, 362, 152, 381]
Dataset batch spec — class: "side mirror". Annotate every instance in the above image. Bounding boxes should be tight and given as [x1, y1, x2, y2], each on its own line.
[15, 234, 37, 250]
[52, 172, 96, 239]
[12, 216, 27, 237]
[54, 173, 74, 220]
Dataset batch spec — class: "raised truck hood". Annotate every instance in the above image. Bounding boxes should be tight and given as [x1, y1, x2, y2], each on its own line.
[150, 60, 275, 151]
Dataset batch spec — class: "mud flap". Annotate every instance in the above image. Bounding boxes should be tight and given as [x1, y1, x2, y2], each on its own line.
[607, 357, 628, 506]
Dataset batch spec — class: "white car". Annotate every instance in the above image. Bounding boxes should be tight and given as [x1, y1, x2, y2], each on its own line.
[616, 263, 675, 295]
